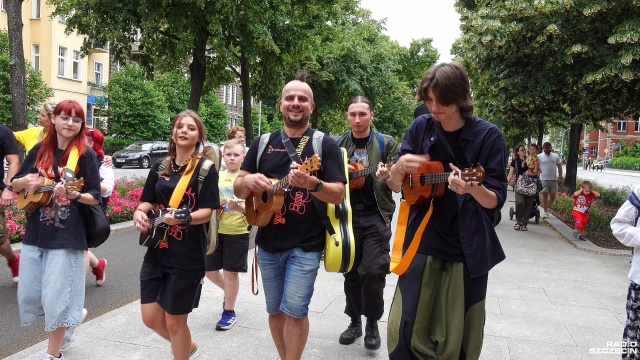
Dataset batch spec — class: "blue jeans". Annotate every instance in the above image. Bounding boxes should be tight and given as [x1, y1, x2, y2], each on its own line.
[258, 247, 321, 318]
[17, 244, 86, 331]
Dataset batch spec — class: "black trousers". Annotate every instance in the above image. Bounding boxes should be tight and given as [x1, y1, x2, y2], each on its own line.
[343, 207, 391, 321]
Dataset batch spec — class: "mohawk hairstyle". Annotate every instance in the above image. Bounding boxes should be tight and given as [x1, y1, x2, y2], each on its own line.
[295, 69, 309, 82]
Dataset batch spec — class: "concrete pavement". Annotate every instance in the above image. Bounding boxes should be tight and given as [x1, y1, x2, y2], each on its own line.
[7, 190, 633, 359]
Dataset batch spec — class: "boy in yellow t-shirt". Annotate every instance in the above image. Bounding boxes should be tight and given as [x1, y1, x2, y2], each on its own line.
[204, 139, 248, 331]
[526, 143, 540, 173]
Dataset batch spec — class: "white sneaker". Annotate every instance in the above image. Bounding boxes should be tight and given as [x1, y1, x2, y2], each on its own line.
[40, 352, 64, 360]
[61, 308, 88, 350]
[539, 207, 545, 218]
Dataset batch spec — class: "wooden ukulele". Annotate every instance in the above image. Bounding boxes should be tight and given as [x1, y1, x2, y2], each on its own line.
[402, 162, 485, 205]
[139, 206, 191, 248]
[17, 178, 85, 211]
[245, 155, 321, 227]
[348, 162, 393, 190]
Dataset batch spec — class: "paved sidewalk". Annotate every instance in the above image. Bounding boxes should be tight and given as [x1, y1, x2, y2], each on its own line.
[7, 191, 633, 359]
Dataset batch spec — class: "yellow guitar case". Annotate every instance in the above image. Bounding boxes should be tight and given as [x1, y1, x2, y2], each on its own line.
[324, 147, 355, 273]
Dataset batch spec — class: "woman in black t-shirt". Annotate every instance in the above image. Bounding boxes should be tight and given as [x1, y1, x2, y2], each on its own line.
[133, 110, 219, 360]
[507, 144, 538, 231]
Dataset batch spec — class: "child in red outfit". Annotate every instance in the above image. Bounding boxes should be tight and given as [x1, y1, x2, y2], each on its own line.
[572, 181, 600, 240]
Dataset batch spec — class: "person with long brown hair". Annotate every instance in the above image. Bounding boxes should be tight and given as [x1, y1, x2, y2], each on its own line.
[132, 110, 219, 360]
[10, 99, 101, 360]
[507, 144, 540, 231]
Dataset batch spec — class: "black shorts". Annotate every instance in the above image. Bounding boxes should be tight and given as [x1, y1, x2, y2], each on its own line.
[205, 233, 250, 272]
[140, 261, 203, 315]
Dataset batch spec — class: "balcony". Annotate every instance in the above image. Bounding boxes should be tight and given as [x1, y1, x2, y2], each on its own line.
[88, 41, 109, 54]
[88, 81, 106, 96]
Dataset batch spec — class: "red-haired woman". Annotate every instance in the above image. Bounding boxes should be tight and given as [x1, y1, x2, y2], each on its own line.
[10, 99, 101, 360]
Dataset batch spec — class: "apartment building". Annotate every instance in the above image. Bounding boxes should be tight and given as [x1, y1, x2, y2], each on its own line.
[581, 115, 640, 160]
[0, 0, 110, 127]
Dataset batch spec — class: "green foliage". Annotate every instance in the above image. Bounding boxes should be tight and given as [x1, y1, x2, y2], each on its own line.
[103, 136, 134, 155]
[598, 186, 631, 208]
[0, 30, 53, 127]
[609, 156, 640, 170]
[551, 195, 611, 234]
[199, 92, 230, 143]
[105, 64, 170, 140]
[251, 100, 282, 137]
[154, 72, 191, 117]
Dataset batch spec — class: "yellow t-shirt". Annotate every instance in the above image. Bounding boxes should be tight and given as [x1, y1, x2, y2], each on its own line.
[14, 126, 45, 152]
[526, 153, 538, 170]
[218, 170, 249, 235]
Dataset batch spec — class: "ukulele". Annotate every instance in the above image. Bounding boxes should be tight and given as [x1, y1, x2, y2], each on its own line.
[139, 205, 191, 248]
[245, 155, 321, 227]
[17, 178, 85, 212]
[402, 162, 485, 205]
[348, 162, 393, 191]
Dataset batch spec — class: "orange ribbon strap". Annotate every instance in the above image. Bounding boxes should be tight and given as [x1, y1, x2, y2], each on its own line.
[389, 196, 435, 275]
[168, 156, 200, 208]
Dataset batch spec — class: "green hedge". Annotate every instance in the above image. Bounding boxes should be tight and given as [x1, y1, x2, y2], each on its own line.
[609, 156, 640, 170]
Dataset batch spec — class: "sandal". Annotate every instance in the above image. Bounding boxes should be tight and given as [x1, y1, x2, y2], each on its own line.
[514, 224, 521, 231]
[521, 225, 528, 231]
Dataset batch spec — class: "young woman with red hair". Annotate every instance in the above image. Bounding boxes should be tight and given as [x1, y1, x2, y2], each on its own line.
[10, 99, 101, 360]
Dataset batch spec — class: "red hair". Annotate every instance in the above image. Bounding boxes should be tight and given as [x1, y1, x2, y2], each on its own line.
[85, 128, 105, 156]
[36, 100, 87, 174]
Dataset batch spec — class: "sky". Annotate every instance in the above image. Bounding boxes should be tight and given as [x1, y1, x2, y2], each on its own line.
[359, 0, 461, 62]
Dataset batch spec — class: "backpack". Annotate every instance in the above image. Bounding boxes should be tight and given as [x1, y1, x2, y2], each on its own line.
[157, 144, 222, 255]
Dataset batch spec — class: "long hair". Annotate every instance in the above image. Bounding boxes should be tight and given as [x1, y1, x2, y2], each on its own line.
[161, 110, 207, 176]
[85, 128, 105, 157]
[515, 144, 526, 160]
[417, 62, 474, 119]
[35, 100, 87, 174]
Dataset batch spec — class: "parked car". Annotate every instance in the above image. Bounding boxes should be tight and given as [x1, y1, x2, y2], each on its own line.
[112, 140, 169, 168]
[592, 160, 609, 171]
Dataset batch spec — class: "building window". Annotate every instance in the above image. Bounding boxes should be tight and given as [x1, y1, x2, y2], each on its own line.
[72, 51, 81, 80]
[32, 0, 41, 18]
[58, 46, 67, 77]
[0, 0, 6, 11]
[617, 120, 627, 132]
[94, 61, 103, 85]
[590, 146, 596, 157]
[32, 44, 40, 73]
[635, 121, 640, 132]
[222, 85, 227, 104]
[57, 13, 69, 23]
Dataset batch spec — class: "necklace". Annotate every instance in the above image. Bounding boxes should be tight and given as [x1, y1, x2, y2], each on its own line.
[171, 154, 193, 173]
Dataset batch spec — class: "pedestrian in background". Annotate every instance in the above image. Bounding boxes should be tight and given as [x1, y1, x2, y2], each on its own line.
[205, 138, 249, 331]
[611, 185, 640, 358]
[0, 123, 20, 283]
[538, 141, 563, 218]
[507, 144, 538, 231]
[572, 180, 600, 241]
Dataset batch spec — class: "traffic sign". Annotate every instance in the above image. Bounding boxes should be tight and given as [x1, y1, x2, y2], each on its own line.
[604, 149, 609, 153]
[583, 149, 589, 154]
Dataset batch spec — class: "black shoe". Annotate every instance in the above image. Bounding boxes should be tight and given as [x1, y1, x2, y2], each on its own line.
[364, 318, 381, 350]
[339, 319, 362, 345]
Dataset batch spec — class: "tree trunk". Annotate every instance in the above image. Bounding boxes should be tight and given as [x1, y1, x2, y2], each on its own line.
[7, 0, 28, 131]
[187, 30, 208, 112]
[239, 51, 253, 145]
[536, 118, 544, 148]
[564, 123, 583, 193]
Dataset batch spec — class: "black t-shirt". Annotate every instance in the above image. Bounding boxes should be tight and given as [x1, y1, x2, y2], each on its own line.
[241, 129, 347, 253]
[14, 143, 101, 250]
[420, 127, 466, 262]
[0, 125, 19, 190]
[140, 157, 219, 278]
[510, 158, 528, 179]
[349, 136, 376, 208]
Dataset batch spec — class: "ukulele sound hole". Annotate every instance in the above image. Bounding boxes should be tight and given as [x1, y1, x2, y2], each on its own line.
[261, 191, 269, 203]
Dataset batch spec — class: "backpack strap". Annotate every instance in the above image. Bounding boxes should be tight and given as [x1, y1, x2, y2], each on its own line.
[628, 191, 640, 226]
[312, 130, 324, 160]
[198, 159, 213, 192]
[256, 133, 272, 168]
[378, 132, 385, 158]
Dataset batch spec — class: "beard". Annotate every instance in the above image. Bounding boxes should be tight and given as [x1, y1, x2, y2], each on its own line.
[283, 113, 310, 129]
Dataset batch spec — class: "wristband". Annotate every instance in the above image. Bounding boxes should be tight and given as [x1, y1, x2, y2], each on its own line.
[180, 214, 192, 226]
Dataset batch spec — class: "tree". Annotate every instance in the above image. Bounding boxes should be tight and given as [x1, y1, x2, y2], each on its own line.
[0, 30, 53, 127]
[454, 0, 640, 192]
[5, 0, 28, 131]
[105, 64, 170, 140]
[198, 91, 230, 144]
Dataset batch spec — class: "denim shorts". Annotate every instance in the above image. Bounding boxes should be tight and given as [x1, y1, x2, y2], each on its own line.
[17, 244, 86, 331]
[258, 247, 321, 318]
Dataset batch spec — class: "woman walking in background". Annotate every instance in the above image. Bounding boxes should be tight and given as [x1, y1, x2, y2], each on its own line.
[507, 144, 539, 231]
